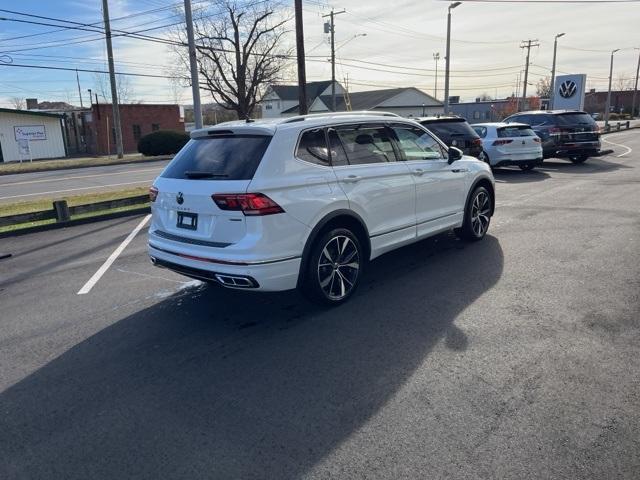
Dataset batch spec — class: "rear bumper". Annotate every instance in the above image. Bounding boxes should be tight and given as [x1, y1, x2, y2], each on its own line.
[493, 157, 543, 167]
[544, 141, 601, 159]
[148, 243, 301, 292]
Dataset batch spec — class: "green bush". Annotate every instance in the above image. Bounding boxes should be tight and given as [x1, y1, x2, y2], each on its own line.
[138, 130, 190, 156]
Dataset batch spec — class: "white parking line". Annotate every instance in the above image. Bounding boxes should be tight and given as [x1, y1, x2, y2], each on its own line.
[602, 136, 633, 157]
[0, 180, 151, 200]
[77, 214, 151, 295]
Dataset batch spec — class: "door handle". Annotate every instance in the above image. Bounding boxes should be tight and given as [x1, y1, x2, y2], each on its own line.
[412, 168, 425, 176]
[451, 168, 469, 173]
[341, 175, 361, 183]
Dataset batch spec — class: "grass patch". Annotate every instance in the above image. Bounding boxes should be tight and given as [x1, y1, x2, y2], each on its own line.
[0, 186, 149, 217]
[0, 153, 172, 176]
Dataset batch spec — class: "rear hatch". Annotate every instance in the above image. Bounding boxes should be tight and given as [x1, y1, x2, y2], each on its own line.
[554, 112, 599, 143]
[421, 118, 482, 154]
[151, 129, 272, 246]
[495, 125, 541, 154]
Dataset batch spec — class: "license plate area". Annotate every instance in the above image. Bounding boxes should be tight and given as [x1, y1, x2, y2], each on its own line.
[177, 211, 198, 231]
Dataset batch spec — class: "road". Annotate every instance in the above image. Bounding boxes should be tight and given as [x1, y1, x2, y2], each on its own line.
[0, 159, 170, 204]
[0, 130, 638, 479]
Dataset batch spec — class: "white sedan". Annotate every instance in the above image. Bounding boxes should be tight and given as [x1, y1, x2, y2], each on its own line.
[472, 122, 543, 171]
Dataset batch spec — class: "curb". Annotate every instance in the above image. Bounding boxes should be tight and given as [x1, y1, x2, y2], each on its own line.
[0, 206, 150, 239]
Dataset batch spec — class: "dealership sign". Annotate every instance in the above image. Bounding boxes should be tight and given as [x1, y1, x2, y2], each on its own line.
[14, 125, 47, 141]
[553, 74, 586, 111]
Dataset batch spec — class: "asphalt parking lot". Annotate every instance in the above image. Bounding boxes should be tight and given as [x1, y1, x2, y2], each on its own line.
[0, 130, 638, 479]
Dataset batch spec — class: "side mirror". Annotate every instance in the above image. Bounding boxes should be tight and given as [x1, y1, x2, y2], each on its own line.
[448, 146, 463, 164]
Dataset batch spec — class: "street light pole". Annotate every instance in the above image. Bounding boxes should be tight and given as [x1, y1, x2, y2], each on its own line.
[632, 48, 640, 118]
[605, 49, 620, 127]
[549, 32, 565, 110]
[443, 2, 461, 115]
[433, 52, 440, 100]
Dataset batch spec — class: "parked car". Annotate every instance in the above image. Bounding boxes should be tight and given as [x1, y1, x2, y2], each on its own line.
[148, 111, 495, 305]
[504, 110, 600, 163]
[471, 122, 543, 171]
[415, 116, 483, 159]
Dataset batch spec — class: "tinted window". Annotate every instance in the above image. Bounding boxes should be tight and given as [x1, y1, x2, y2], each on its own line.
[421, 119, 477, 138]
[296, 128, 329, 166]
[498, 126, 536, 137]
[528, 115, 551, 126]
[161, 135, 272, 180]
[555, 112, 597, 126]
[473, 126, 487, 138]
[335, 125, 396, 165]
[327, 128, 349, 166]
[392, 125, 445, 160]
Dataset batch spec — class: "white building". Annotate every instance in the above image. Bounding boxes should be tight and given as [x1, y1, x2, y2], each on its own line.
[261, 81, 443, 118]
[0, 108, 66, 162]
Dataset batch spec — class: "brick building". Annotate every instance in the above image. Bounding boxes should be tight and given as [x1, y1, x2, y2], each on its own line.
[84, 103, 184, 155]
[584, 90, 637, 116]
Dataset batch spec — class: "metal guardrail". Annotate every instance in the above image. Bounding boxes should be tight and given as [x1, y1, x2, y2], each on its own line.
[603, 121, 631, 133]
[0, 194, 150, 228]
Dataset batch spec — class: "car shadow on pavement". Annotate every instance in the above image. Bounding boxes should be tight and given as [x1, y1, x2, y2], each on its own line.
[492, 168, 550, 183]
[538, 156, 632, 174]
[0, 233, 503, 480]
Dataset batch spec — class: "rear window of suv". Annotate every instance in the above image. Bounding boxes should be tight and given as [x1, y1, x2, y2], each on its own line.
[555, 112, 597, 126]
[421, 119, 477, 138]
[161, 134, 272, 180]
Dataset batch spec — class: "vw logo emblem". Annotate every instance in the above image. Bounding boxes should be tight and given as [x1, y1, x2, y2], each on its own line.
[559, 80, 577, 99]
[176, 192, 184, 205]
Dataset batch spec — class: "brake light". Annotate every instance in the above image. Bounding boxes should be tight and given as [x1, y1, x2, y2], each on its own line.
[149, 186, 158, 202]
[549, 127, 561, 136]
[533, 137, 541, 143]
[473, 138, 482, 146]
[492, 139, 513, 146]
[212, 193, 284, 216]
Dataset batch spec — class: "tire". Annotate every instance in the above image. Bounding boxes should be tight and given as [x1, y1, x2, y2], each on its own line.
[457, 186, 492, 241]
[301, 228, 363, 305]
[519, 163, 535, 171]
[479, 150, 490, 165]
[569, 154, 588, 163]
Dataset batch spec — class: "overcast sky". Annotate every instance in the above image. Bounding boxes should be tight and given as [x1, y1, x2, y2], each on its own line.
[0, 0, 638, 108]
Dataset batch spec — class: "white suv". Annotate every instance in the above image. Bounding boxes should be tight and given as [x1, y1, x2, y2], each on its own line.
[148, 112, 495, 305]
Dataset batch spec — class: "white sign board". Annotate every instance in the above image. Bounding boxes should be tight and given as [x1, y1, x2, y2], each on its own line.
[14, 125, 47, 141]
[553, 74, 587, 111]
[17, 139, 30, 155]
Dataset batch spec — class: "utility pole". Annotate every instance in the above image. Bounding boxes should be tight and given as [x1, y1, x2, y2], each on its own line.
[76, 69, 83, 108]
[433, 52, 440, 100]
[184, 0, 202, 128]
[632, 48, 640, 118]
[520, 39, 539, 112]
[102, 0, 123, 159]
[605, 49, 620, 127]
[549, 33, 565, 110]
[294, 0, 308, 115]
[323, 9, 346, 112]
[444, 2, 461, 114]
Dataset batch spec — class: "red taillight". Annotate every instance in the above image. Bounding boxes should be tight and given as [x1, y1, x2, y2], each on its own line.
[149, 186, 158, 202]
[549, 127, 561, 135]
[492, 139, 513, 146]
[473, 138, 482, 146]
[533, 137, 541, 143]
[212, 193, 284, 216]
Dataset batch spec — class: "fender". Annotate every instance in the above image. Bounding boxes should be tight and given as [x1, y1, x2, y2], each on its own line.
[464, 174, 495, 216]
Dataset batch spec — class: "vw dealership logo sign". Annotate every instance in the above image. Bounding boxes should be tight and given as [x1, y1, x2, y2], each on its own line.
[559, 80, 577, 99]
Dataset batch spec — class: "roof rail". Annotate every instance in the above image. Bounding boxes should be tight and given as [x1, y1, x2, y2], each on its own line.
[282, 110, 400, 124]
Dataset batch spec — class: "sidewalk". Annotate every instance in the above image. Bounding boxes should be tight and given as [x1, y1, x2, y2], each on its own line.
[0, 152, 173, 176]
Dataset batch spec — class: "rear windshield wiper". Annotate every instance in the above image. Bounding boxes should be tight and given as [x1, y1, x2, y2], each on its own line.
[184, 171, 229, 179]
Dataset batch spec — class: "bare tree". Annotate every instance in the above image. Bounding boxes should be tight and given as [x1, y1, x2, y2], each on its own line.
[10, 97, 25, 110]
[615, 74, 632, 92]
[536, 76, 552, 98]
[174, 0, 290, 119]
[93, 72, 133, 103]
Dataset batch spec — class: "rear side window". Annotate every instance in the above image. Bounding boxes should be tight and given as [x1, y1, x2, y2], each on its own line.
[335, 125, 397, 165]
[296, 129, 329, 166]
[161, 135, 272, 180]
[498, 126, 536, 137]
[391, 125, 445, 160]
[473, 126, 487, 138]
